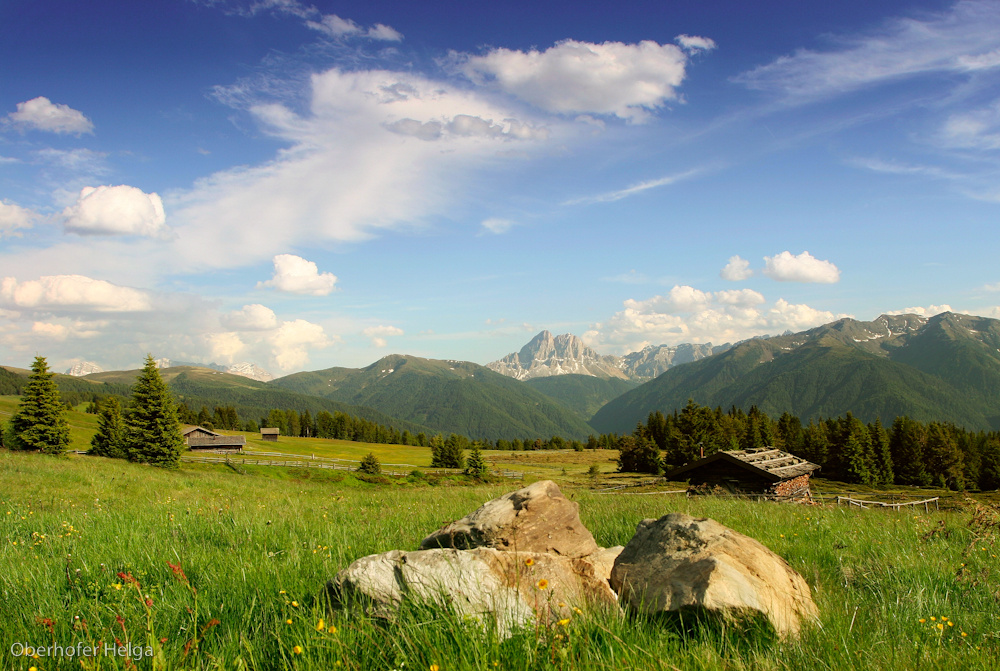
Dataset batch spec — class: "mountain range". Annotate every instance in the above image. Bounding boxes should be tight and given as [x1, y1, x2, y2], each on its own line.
[591, 312, 1000, 433]
[486, 330, 728, 381]
[9, 311, 1000, 441]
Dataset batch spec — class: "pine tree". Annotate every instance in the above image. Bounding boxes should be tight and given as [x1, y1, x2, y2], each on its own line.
[465, 444, 489, 478]
[358, 452, 381, 474]
[90, 396, 127, 459]
[126, 355, 184, 468]
[8, 356, 70, 454]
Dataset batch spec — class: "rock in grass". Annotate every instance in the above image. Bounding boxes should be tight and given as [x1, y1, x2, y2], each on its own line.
[420, 480, 599, 558]
[329, 547, 620, 637]
[610, 513, 819, 638]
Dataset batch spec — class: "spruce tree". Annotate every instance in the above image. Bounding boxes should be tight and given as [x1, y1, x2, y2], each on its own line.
[90, 396, 127, 459]
[126, 355, 184, 468]
[8, 355, 70, 454]
[465, 444, 489, 478]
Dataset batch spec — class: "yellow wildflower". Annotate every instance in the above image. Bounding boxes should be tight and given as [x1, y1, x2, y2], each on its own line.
[291, 601, 299, 607]
[293, 645, 303, 654]
[279, 590, 286, 594]
[962, 632, 968, 637]
[430, 665, 440, 671]
[286, 619, 293, 625]
[524, 558, 534, 566]
[948, 621, 954, 627]
[328, 625, 338, 634]
[919, 619, 926, 623]
[557, 618, 570, 626]
[937, 623, 944, 630]
[536, 579, 548, 590]
[316, 618, 325, 632]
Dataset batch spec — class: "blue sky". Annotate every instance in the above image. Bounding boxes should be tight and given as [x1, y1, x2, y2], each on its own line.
[2, 0, 999, 374]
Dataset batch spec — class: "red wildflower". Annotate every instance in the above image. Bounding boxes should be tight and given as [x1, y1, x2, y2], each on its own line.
[117, 572, 139, 587]
[202, 618, 221, 633]
[35, 617, 55, 633]
[167, 561, 188, 583]
[145, 598, 154, 608]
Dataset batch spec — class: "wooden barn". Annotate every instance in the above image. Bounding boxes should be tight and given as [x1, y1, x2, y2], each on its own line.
[667, 447, 819, 500]
[181, 425, 220, 445]
[260, 427, 280, 442]
[187, 435, 246, 453]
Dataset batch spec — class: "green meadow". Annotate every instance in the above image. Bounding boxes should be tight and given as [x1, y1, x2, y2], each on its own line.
[1, 446, 998, 671]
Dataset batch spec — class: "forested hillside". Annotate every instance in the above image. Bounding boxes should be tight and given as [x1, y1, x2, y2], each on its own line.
[592, 313, 1000, 433]
[270, 354, 595, 440]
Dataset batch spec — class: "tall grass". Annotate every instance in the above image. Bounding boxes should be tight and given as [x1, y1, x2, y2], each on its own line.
[1, 450, 997, 670]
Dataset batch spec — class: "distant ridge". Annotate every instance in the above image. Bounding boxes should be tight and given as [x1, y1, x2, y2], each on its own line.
[591, 312, 1000, 433]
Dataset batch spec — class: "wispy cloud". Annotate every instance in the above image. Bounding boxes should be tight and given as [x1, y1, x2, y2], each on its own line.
[563, 167, 705, 205]
[734, 0, 1000, 103]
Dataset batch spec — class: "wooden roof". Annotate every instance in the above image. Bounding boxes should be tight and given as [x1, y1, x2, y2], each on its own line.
[188, 435, 246, 448]
[667, 447, 819, 483]
[182, 425, 220, 437]
[260, 428, 280, 435]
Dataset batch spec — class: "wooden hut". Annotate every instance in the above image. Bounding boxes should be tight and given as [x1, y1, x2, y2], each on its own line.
[261, 427, 280, 442]
[187, 435, 246, 453]
[666, 447, 819, 500]
[181, 425, 220, 445]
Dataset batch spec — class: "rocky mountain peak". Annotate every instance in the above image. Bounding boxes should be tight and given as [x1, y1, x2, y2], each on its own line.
[65, 361, 104, 377]
[488, 331, 727, 381]
[226, 362, 274, 382]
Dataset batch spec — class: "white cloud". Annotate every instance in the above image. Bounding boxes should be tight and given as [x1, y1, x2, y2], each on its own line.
[735, 1, 1000, 102]
[715, 289, 766, 306]
[584, 285, 843, 353]
[31, 322, 69, 340]
[386, 114, 548, 142]
[221, 304, 279, 330]
[885, 304, 953, 317]
[305, 13, 402, 41]
[62, 185, 167, 237]
[0, 275, 151, 312]
[206, 332, 246, 362]
[6, 97, 94, 135]
[720, 255, 754, 281]
[480, 218, 515, 234]
[0, 200, 39, 237]
[457, 38, 711, 121]
[564, 168, 704, 205]
[983, 282, 1000, 292]
[258, 254, 338, 295]
[268, 319, 329, 370]
[940, 101, 1000, 150]
[172, 67, 554, 268]
[676, 35, 717, 53]
[762, 251, 840, 283]
[363, 324, 403, 347]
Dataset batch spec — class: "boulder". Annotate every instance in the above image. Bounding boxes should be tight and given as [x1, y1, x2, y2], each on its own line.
[420, 480, 599, 558]
[610, 513, 818, 638]
[329, 547, 620, 637]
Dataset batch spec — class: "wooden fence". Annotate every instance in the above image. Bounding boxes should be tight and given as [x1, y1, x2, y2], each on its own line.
[835, 495, 940, 512]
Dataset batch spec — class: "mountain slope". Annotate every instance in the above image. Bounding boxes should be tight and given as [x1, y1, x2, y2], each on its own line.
[591, 313, 1000, 433]
[81, 366, 434, 435]
[270, 354, 595, 440]
[524, 374, 637, 420]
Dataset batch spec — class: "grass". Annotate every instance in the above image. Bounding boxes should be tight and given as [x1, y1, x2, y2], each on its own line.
[1, 449, 999, 670]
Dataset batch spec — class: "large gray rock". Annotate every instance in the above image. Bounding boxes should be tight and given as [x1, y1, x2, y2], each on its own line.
[329, 547, 619, 637]
[420, 480, 599, 558]
[610, 513, 818, 638]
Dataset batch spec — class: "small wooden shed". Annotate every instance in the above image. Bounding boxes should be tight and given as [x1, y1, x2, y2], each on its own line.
[667, 447, 819, 500]
[181, 425, 220, 445]
[187, 435, 246, 453]
[261, 427, 280, 442]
